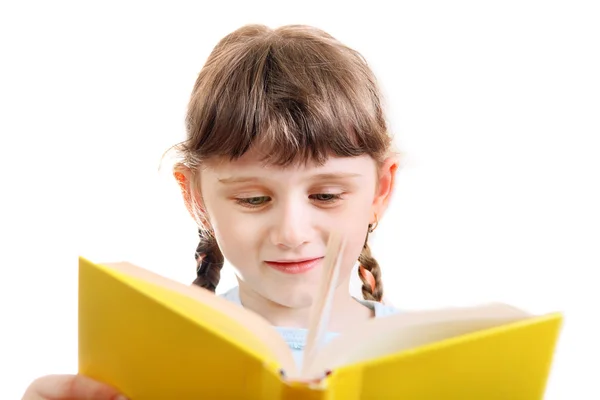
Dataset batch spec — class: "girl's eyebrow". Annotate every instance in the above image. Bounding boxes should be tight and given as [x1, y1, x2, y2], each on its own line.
[310, 172, 362, 181]
[218, 172, 362, 184]
[218, 176, 261, 184]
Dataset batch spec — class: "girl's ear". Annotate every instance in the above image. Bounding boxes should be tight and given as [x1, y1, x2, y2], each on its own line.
[372, 156, 400, 220]
[173, 165, 201, 220]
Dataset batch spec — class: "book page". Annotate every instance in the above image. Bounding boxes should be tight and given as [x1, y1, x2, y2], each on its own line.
[299, 232, 345, 379]
[305, 302, 533, 378]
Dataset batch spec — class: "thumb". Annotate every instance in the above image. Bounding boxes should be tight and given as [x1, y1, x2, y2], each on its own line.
[23, 374, 127, 400]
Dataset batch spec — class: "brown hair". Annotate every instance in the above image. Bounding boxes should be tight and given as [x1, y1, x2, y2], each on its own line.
[176, 24, 393, 301]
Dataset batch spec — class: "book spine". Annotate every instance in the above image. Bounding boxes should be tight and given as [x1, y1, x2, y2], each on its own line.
[280, 381, 327, 400]
[259, 370, 328, 399]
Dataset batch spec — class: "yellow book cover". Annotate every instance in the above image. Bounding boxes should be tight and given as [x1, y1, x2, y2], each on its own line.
[78, 235, 563, 399]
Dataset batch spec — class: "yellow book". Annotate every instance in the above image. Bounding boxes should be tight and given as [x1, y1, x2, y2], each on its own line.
[78, 235, 563, 399]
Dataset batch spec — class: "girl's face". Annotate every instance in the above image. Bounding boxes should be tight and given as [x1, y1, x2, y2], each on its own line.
[198, 149, 395, 308]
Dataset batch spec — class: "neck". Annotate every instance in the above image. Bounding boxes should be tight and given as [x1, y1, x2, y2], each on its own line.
[237, 281, 374, 332]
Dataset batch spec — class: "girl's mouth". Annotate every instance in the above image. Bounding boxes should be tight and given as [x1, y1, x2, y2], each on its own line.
[264, 257, 323, 274]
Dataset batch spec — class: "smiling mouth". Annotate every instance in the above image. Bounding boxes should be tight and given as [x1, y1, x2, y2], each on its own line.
[264, 257, 324, 274]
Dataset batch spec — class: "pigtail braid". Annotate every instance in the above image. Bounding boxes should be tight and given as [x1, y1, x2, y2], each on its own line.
[358, 230, 384, 302]
[192, 228, 224, 292]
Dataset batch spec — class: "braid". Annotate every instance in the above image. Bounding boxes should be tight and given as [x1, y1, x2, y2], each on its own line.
[192, 228, 224, 292]
[358, 231, 384, 302]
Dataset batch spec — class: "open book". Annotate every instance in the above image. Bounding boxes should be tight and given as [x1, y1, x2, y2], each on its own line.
[78, 234, 563, 399]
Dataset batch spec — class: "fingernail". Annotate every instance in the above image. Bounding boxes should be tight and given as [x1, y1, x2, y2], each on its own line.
[114, 395, 129, 400]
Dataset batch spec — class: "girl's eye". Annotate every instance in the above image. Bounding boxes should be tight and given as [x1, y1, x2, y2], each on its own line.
[310, 193, 343, 202]
[235, 196, 271, 208]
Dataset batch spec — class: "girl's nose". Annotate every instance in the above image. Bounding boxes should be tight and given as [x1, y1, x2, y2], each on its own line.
[269, 200, 312, 250]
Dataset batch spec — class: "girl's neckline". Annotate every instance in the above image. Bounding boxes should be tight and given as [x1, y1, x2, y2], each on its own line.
[218, 285, 399, 327]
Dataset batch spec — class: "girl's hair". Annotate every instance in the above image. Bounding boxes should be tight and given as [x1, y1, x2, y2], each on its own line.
[176, 24, 393, 301]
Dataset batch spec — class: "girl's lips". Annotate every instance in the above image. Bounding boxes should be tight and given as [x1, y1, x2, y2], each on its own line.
[264, 257, 323, 274]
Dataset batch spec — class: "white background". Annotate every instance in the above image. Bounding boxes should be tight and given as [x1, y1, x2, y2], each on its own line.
[1, 1, 598, 398]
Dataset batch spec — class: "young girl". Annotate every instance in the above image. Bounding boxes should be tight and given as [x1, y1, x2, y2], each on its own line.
[23, 23, 400, 399]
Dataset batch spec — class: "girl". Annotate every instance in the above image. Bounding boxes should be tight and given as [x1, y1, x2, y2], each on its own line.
[23, 23, 400, 399]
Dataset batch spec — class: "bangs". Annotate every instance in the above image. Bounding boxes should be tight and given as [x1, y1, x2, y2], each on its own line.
[183, 25, 390, 168]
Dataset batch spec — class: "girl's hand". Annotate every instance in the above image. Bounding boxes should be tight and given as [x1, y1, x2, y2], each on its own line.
[22, 374, 127, 400]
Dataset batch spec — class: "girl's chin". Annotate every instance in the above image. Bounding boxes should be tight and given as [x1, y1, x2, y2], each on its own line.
[259, 283, 321, 309]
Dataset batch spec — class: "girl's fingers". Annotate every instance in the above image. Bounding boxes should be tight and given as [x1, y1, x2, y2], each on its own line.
[23, 374, 126, 400]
